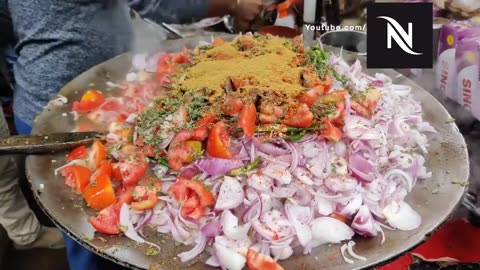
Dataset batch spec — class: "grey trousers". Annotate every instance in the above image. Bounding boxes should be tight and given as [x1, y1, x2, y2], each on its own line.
[0, 1, 40, 245]
[0, 107, 40, 245]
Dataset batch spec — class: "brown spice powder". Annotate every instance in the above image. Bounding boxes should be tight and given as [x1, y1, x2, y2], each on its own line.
[178, 37, 306, 102]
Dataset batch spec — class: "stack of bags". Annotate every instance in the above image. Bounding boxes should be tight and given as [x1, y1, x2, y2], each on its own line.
[434, 0, 480, 23]
[435, 20, 480, 120]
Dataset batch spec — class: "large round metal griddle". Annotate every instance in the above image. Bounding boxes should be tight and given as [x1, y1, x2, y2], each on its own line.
[26, 35, 469, 270]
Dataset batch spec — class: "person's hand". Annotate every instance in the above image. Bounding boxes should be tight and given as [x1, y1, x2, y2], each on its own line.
[231, 0, 264, 23]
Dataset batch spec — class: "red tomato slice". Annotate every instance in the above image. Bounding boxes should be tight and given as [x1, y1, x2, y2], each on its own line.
[118, 154, 148, 186]
[72, 90, 105, 112]
[82, 172, 117, 211]
[111, 163, 123, 182]
[195, 114, 217, 128]
[351, 100, 372, 119]
[183, 193, 200, 209]
[182, 193, 206, 220]
[363, 88, 382, 113]
[316, 76, 333, 94]
[318, 90, 347, 104]
[222, 96, 244, 116]
[297, 88, 318, 106]
[131, 185, 159, 211]
[246, 249, 284, 270]
[93, 160, 112, 179]
[207, 121, 232, 159]
[212, 37, 225, 46]
[329, 102, 346, 128]
[239, 103, 257, 137]
[168, 178, 215, 208]
[284, 103, 314, 128]
[143, 145, 155, 158]
[116, 185, 135, 205]
[183, 206, 206, 220]
[320, 119, 344, 142]
[170, 126, 209, 146]
[88, 141, 107, 170]
[173, 51, 190, 64]
[89, 204, 121, 235]
[65, 146, 88, 162]
[167, 140, 203, 171]
[61, 165, 92, 193]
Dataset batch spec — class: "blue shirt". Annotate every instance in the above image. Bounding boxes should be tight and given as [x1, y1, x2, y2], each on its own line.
[2, 0, 208, 126]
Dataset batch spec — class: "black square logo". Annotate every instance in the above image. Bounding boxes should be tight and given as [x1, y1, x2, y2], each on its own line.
[367, 3, 433, 69]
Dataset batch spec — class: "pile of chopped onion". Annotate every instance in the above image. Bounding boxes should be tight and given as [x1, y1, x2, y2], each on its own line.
[117, 46, 436, 268]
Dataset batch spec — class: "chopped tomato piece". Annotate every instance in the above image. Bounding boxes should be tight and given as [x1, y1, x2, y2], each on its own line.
[66, 146, 88, 162]
[298, 88, 318, 106]
[182, 205, 205, 220]
[111, 163, 123, 182]
[183, 193, 200, 210]
[131, 185, 159, 211]
[61, 165, 92, 193]
[82, 172, 116, 211]
[195, 113, 217, 128]
[246, 249, 284, 270]
[317, 90, 347, 104]
[156, 62, 177, 79]
[88, 141, 107, 170]
[167, 140, 203, 171]
[320, 119, 343, 142]
[143, 145, 155, 158]
[168, 178, 215, 208]
[239, 103, 257, 137]
[89, 204, 121, 235]
[351, 100, 372, 119]
[170, 126, 209, 146]
[284, 103, 314, 128]
[72, 90, 105, 112]
[93, 160, 112, 178]
[118, 154, 148, 186]
[116, 185, 135, 206]
[315, 76, 333, 93]
[222, 96, 244, 116]
[172, 52, 190, 64]
[363, 88, 382, 113]
[207, 121, 232, 159]
[212, 37, 225, 46]
[329, 102, 346, 128]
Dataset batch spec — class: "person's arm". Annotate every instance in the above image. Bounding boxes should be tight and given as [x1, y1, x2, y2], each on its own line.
[128, 0, 237, 25]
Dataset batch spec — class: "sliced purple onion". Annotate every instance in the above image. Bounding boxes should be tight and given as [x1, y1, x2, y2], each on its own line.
[201, 221, 222, 238]
[215, 176, 244, 210]
[242, 198, 262, 223]
[134, 209, 153, 232]
[311, 217, 354, 245]
[351, 205, 378, 237]
[178, 234, 207, 262]
[253, 139, 290, 157]
[339, 193, 363, 217]
[195, 158, 244, 176]
[214, 243, 246, 270]
[119, 204, 161, 251]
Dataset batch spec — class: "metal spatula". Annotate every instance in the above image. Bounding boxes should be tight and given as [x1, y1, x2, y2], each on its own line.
[0, 132, 106, 155]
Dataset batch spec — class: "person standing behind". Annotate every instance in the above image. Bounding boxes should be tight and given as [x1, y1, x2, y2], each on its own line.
[0, 0, 65, 252]
[3, 0, 263, 269]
